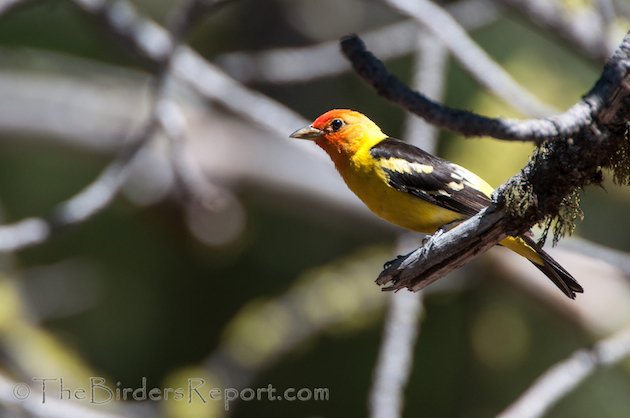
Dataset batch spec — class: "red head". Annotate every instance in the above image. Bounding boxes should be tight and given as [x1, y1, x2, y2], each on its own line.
[290, 109, 386, 156]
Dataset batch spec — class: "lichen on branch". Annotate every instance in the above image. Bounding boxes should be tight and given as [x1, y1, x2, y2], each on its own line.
[342, 31, 630, 292]
[609, 122, 630, 185]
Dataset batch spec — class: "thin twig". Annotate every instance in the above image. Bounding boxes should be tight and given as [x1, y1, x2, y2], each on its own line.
[496, 326, 630, 418]
[384, 0, 556, 117]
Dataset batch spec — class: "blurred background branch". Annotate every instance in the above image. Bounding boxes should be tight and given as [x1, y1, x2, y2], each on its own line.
[215, 0, 499, 84]
[384, 0, 557, 116]
[369, 30, 447, 418]
[497, 326, 630, 418]
[499, 0, 617, 62]
[0, 1, 628, 418]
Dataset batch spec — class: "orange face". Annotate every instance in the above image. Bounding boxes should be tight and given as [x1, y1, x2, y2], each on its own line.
[291, 109, 383, 155]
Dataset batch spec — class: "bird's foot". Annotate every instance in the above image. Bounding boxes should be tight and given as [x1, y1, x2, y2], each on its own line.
[383, 254, 407, 270]
[385, 222, 462, 271]
[422, 220, 461, 244]
[420, 232, 440, 253]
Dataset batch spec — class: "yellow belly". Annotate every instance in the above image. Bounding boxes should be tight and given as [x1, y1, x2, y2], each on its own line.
[341, 165, 464, 233]
[369, 191, 464, 233]
[338, 160, 544, 265]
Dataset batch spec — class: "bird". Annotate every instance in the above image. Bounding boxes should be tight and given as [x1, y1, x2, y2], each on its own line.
[290, 109, 583, 299]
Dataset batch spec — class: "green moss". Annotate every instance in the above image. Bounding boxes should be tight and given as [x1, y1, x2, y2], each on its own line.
[538, 189, 584, 246]
[503, 144, 584, 246]
[503, 179, 535, 219]
[608, 122, 630, 186]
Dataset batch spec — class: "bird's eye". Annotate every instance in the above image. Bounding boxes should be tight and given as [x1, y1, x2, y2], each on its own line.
[330, 119, 344, 131]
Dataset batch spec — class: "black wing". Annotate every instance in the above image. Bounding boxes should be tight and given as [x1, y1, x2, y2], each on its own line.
[370, 138, 491, 217]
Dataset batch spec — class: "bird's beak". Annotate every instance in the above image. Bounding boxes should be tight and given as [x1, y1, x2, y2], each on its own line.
[290, 125, 323, 140]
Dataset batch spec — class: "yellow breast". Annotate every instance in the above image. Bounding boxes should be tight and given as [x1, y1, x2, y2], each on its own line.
[336, 147, 466, 233]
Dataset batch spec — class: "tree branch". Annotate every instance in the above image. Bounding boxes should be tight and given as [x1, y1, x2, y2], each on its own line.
[377, 208, 507, 291]
[496, 326, 630, 418]
[348, 31, 630, 292]
[340, 33, 625, 142]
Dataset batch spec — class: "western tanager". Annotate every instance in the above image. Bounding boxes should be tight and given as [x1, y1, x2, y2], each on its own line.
[291, 109, 583, 299]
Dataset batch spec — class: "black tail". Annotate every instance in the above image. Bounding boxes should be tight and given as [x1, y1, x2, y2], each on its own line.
[521, 236, 583, 299]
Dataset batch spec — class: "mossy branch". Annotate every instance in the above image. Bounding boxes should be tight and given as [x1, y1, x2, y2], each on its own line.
[341, 32, 630, 292]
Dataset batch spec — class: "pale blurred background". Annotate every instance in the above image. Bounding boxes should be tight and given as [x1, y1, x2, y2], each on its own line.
[0, 0, 629, 417]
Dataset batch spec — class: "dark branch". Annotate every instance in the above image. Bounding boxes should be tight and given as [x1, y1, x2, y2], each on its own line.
[495, 32, 630, 231]
[340, 34, 619, 142]
[377, 209, 506, 291]
[346, 31, 630, 292]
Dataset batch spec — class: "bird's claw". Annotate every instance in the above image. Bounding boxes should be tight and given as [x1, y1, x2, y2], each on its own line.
[383, 254, 407, 270]
[421, 229, 443, 249]
[422, 221, 457, 247]
[384, 224, 456, 271]
[421, 234, 431, 245]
